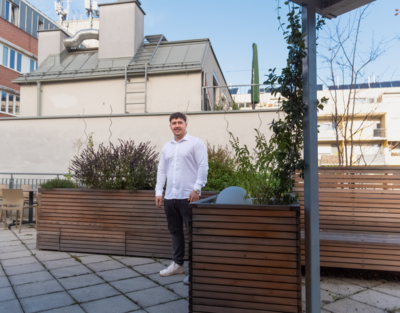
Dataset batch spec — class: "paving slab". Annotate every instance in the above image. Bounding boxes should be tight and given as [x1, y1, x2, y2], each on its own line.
[0, 286, 17, 302]
[133, 262, 167, 275]
[0, 269, 5, 277]
[0, 299, 24, 313]
[43, 258, 81, 270]
[0, 250, 34, 260]
[79, 255, 112, 264]
[68, 283, 120, 303]
[338, 277, 386, 289]
[110, 276, 159, 293]
[145, 299, 188, 313]
[20, 291, 75, 313]
[0, 240, 22, 247]
[0, 276, 11, 288]
[86, 260, 125, 272]
[0, 245, 27, 253]
[126, 286, 179, 308]
[166, 282, 188, 298]
[119, 257, 156, 267]
[40, 304, 86, 313]
[80, 294, 140, 313]
[148, 272, 186, 285]
[320, 277, 365, 297]
[50, 265, 92, 279]
[25, 243, 37, 250]
[1, 256, 39, 268]
[323, 298, 386, 313]
[14, 279, 64, 299]
[351, 289, 400, 310]
[302, 285, 342, 306]
[4, 262, 45, 276]
[9, 270, 54, 286]
[59, 273, 104, 290]
[0, 235, 18, 242]
[36, 252, 71, 262]
[97, 267, 140, 282]
[373, 281, 400, 298]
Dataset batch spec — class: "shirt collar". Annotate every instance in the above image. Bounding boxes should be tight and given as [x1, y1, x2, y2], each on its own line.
[171, 132, 190, 144]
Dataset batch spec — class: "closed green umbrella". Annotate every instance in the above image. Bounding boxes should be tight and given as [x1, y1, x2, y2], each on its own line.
[251, 43, 260, 109]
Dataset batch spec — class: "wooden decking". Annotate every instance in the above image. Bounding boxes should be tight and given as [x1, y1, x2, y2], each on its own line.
[295, 166, 400, 272]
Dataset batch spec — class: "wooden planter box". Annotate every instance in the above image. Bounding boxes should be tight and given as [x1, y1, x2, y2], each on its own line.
[188, 196, 302, 313]
[37, 188, 216, 259]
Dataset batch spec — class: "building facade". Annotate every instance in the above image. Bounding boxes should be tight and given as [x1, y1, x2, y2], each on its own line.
[230, 82, 400, 166]
[0, 0, 59, 117]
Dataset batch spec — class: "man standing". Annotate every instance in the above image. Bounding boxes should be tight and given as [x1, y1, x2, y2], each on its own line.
[155, 112, 208, 277]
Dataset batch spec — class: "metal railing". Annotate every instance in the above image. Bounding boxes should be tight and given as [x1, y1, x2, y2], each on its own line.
[373, 128, 386, 138]
[0, 173, 68, 189]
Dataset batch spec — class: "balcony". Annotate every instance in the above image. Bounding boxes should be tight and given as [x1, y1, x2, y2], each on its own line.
[373, 128, 386, 138]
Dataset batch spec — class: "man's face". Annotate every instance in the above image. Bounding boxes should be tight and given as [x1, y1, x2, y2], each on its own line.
[170, 118, 187, 137]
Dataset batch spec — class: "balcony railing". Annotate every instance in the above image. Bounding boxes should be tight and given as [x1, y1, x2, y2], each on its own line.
[373, 128, 386, 138]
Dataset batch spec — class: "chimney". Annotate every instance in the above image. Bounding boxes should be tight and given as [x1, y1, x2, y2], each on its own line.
[37, 29, 70, 66]
[98, 0, 145, 59]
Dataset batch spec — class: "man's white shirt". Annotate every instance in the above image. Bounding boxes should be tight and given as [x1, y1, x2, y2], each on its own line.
[156, 133, 208, 200]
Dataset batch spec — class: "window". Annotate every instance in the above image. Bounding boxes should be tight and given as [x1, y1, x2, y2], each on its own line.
[30, 59, 34, 72]
[5, 1, 10, 22]
[10, 2, 19, 26]
[36, 61, 38, 70]
[38, 20, 44, 30]
[8, 94, 14, 114]
[9, 49, 15, 70]
[17, 53, 22, 72]
[1, 92, 6, 113]
[319, 123, 335, 131]
[15, 96, 20, 114]
[2, 46, 8, 67]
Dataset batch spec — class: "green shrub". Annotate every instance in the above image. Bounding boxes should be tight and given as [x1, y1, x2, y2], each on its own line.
[40, 179, 76, 189]
[203, 143, 237, 191]
[70, 139, 158, 191]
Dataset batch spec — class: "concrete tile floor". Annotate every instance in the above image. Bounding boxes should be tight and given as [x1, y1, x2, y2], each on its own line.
[1, 225, 400, 313]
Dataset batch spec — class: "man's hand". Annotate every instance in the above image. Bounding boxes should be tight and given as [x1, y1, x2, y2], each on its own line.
[188, 190, 200, 203]
[156, 196, 163, 209]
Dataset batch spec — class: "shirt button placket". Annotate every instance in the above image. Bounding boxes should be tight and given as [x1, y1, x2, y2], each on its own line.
[173, 144, 179, 199]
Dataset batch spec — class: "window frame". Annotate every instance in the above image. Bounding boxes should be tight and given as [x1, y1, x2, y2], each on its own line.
[9, 49, 15, 70]
[1, 92, 7, 113]
[17, 53, 22, 72]
[10, 2, 20, 27]
[2, 46, 9, 67]
[30, 59, 34, 72]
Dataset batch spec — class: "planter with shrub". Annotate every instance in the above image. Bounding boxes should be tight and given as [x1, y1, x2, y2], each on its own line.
[36, 139, 216, 258]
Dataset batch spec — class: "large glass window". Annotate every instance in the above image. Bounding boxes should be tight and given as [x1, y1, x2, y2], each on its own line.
[1, 92, 6, 113]
[8, 94, 14, 114]
[17, 53, 22, 72]
[11, 3, 19, 26]
[9, 49, 15, 70]
[5, 1, 10, 22]
[15, 96, 20, 114]
[2, 46, 8, 67]
[30, 59, 34, 72]
[38, 20, 44, 30]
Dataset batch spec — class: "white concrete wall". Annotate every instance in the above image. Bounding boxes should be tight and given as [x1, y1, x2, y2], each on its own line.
[98, 2, 144, 59]
[127, 72, 202, 114]
[38, 30, 69, 66]
[0, 111, 278, 173]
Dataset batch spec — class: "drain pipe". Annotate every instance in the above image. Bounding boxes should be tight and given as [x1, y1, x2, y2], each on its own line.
[37, 81, 41, 116]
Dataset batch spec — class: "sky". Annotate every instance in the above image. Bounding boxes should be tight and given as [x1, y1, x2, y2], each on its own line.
[30, 0, 400, 86]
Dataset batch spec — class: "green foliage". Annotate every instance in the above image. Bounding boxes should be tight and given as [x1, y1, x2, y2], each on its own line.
[70, 139, 159, 191]
[203, 143, 238, 191]
[229, 3, 327, 205]
[40, 179, 76, 189]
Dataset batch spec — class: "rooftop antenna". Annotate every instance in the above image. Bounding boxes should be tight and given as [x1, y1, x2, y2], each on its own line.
[373, 74, 376, 84]
[55, 0, 67, 24]
[85, 0, 99, 29]
[65, 0, 73, 21]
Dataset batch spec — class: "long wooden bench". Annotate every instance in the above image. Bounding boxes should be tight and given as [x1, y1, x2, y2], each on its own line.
[295, 166, 400, 272]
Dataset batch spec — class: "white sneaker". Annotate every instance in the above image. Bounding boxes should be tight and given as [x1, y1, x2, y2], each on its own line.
[159, 261, 185, 277]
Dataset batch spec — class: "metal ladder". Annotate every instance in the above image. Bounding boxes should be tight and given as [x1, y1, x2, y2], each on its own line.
[124, 35, 167, 113]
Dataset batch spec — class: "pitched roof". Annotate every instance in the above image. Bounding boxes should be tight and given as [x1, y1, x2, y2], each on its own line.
[13, 38, 209, 84]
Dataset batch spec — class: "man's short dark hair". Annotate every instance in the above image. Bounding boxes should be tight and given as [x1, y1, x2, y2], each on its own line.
[169, 112, 187, 123]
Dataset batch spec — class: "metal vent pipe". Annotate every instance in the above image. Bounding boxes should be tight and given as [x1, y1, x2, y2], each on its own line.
[63, 29, 99, 48]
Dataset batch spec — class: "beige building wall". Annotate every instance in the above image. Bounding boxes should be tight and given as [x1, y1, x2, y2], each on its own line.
[0, 111, 278, 173]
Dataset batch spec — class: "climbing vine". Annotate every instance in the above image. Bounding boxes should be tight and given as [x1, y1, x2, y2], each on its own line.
[230, 2, 327, 205]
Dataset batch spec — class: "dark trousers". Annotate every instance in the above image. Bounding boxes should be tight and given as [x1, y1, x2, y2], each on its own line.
[164, 199, 190, 266]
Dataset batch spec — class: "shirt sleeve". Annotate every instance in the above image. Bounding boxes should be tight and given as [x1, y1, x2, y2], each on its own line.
[193, 139, 209, 191]
[155, 146, 166, 197]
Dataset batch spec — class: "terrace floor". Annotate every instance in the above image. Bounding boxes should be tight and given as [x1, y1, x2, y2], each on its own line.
[0, 225, 400, 313]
